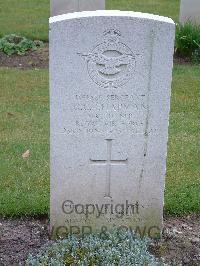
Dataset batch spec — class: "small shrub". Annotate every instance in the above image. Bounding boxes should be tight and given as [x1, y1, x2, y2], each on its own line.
[0, 34, 43, 56]
[25, 228, 168, 266]
[175, 22, 200, 64]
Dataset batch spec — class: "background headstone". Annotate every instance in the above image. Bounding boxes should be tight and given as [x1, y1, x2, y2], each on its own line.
[50, 11, 175, 238]
[50, 0, 105, 17]
[180, 0, 200, 25]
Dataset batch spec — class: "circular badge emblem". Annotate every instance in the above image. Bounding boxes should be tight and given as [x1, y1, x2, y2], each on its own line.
[79, 29, 136, 89]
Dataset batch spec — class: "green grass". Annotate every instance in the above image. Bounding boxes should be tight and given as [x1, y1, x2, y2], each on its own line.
[107, 0, 180, 22]
[0, 65, 199, 217]
[0, 0, 49, 41]
[175, 22, 200, 63]
[165, 65, 200, 215]
[0, 0, 180, 41]
[0, 68, 49, 216]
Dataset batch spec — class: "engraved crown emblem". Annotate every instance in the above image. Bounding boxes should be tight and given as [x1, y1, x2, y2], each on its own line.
[103, 29, 121, 43]
[78, 29, 136, 89]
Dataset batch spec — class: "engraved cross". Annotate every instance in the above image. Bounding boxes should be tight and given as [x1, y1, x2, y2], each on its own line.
[90, 139, 128, 198]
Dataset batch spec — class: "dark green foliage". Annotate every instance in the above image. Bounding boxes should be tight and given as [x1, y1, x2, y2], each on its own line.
[0, 34, 43, 56]
[176, 22, 200, 64]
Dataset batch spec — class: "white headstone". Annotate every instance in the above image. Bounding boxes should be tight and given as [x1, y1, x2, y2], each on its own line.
[50, 0, 105, 17]
[50, 11, 175, 238]
[180, 0, 200, 25]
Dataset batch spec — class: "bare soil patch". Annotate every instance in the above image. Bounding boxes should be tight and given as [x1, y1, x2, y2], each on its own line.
[0, 45, 49, 69]
[151, 214, 200, 265]
[0, 215, 199, 265]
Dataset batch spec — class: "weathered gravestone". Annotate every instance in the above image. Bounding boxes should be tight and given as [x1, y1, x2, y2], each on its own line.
[180, 0, 200, 25]
[50, 0, 105, 17]
[50, 11, 175, 238]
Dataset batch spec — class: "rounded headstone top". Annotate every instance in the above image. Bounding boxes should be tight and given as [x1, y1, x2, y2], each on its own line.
[49, 10, 174, 25]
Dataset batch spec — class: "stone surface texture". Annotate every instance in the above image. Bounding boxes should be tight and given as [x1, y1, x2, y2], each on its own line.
[50, 11, 175, 238]
[180, 0, 200, 25]
[50, 0, 105, 17]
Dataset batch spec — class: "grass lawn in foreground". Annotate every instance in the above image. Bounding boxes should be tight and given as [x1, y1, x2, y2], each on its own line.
[0, 68, 49, 216]
[165, 65, 200, 215]
[0, 64, 199, 217]
[0, 0, 180, 41]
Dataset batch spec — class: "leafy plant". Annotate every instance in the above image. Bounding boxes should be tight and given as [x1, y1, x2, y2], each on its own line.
[0, 34, 43, 56]
[26, 228, 168, 266]
[175, 22, 200, 63]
